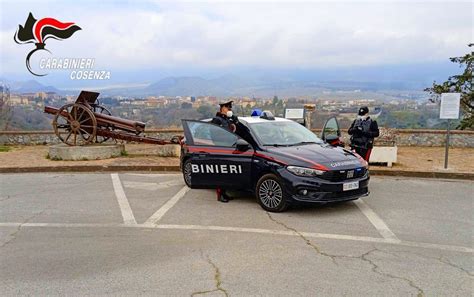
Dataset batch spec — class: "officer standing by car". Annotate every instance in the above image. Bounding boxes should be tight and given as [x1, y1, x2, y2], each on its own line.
[348, 106, 379, 161]
[211, 100, 239, 203]
[211, 100, 238, 132]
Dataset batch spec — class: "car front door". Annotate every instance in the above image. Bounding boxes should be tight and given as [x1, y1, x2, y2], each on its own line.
[182, 120, 254, 189]
[321, 116, 342, 146]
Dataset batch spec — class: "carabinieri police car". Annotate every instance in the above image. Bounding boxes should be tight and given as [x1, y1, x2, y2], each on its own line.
[180, 111, 369, 212]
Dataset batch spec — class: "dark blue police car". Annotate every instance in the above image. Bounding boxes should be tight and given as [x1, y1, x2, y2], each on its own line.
[180, 112, 369, 212]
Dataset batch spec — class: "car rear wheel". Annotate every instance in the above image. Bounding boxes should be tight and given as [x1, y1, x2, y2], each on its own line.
[183, 159, 193, 188]
[256, 174, 288, 212]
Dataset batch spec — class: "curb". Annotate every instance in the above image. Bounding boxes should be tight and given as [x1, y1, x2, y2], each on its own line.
[0, 165, 181, 173]
[369, 169, 474, 180]
[0, 165, 472, 180]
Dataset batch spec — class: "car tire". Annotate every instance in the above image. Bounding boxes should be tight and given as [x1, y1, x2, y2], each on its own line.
[183, 159, 193, 188]
[256, 173, 288, 212]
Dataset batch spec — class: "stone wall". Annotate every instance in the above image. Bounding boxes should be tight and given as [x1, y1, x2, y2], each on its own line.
[395, 130, 474, 147]
[0, 131, 61, 146]
[1, 129, 473, 148]
[310, 129, 474, 148]
[0, 130, 181, 146]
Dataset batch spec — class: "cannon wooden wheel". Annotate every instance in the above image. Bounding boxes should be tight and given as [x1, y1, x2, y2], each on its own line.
[91, 104, 113, 143]
[52, 103, 97, 146]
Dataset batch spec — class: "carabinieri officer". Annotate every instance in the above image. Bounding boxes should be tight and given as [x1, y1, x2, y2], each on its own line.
[211, 100, 239, 203]
[348, 106, 379, 161]
[211, 100, 238, 132]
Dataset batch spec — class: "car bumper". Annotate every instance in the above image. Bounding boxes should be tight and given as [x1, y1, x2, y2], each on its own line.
[277, 168, 370, 204]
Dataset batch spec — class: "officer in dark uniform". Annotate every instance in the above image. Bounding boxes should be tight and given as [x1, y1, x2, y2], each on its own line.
[211, 100, 239, 203]
[211, 100, 238, 132]
[348, 106, 379, 161]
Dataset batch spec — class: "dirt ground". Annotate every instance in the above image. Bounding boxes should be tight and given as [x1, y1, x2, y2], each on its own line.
[370, 146, 474, 173]
[0, 144, 473, 174]
[0, 144, 178, 168]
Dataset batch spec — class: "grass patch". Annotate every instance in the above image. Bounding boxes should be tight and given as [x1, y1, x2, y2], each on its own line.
[120, 150, 129, 157]
[46, 153, 62, 161]
[0, 146, 11, 152]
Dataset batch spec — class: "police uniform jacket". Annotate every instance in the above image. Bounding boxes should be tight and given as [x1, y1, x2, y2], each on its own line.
[211, 112, 234, 132]
[348, 117, 379, 148]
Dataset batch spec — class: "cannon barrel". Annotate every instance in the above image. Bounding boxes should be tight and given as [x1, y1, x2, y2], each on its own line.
[43, 90, 182, 146]
[44, 105, 145, 133]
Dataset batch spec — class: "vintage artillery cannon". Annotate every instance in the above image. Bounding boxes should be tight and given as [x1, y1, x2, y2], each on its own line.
[44, 91, 181, 146]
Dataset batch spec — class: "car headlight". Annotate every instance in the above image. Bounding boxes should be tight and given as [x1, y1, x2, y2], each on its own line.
[287, 165, 325, 177]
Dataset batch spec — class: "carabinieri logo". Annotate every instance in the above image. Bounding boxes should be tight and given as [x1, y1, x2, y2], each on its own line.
[14, 12, 81, 76]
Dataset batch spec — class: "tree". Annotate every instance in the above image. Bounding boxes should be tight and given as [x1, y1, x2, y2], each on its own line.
[181, 102, 192, 109]
[197, 104, 214, 118]
[272, 95, 279, 105]
[425, 44, 473, 130]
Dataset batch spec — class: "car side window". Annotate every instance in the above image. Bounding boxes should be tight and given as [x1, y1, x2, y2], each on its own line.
[188, 121, 239, 147]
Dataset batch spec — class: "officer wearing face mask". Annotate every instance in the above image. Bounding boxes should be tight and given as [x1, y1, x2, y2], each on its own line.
[211, 101, 238, 133]
[211, 100, 239, 203]
[348, 106, 379, 161]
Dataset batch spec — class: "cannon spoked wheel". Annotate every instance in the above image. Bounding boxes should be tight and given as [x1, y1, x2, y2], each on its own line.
[52, 103, 97, 146]
[91, 104, 113, 143]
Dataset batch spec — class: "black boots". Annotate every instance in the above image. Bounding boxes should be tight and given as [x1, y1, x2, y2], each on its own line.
[217, 188, 232, 203]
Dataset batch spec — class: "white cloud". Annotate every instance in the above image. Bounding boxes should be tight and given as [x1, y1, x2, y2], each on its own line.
[0, 0, 472, 76]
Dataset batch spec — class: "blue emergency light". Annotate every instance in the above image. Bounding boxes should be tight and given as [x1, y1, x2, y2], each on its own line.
[251, 109, 262, 116]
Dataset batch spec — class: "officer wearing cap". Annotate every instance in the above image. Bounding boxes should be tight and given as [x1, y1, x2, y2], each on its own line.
[211, 100, 239, 203]
[211, 101, 238, 133]
[348, 106, 379, 161]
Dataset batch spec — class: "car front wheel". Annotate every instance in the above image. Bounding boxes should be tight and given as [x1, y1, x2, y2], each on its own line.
[256, 173, 288, 212]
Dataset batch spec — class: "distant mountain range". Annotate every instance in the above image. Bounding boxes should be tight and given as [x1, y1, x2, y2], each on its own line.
[1, 79, 61, 94]
[0, 76, 432, 98]
[1, 62, 458, 97]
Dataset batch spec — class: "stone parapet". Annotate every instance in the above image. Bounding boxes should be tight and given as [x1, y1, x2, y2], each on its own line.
[1, 129, 473, 148]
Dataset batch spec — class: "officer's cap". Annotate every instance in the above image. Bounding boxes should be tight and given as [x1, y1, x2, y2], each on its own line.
[358, 106, 369, 116]
[219, 100, 233, 108]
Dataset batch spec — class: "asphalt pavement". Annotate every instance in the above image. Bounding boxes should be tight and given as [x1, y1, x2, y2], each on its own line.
[0, 173, 472, 296]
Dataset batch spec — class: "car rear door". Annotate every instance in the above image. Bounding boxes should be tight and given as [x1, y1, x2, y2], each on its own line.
[182, 120, 254, 189]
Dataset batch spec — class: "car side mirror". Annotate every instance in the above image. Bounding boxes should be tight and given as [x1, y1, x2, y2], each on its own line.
[235, 139, 250, 151]
[325, 134, 339, 142]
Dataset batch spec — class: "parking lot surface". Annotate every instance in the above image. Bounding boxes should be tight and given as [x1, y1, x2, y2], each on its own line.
[0, 173, 472, 296]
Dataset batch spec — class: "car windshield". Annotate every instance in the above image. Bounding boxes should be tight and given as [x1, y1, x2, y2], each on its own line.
[249, 120, 324, 146]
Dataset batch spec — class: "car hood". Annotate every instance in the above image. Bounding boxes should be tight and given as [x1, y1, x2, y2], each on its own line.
[265, 144, 364, 170]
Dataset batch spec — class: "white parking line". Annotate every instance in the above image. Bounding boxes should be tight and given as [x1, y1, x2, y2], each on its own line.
[143, 186, 190, 226]
[0, 222, 471, 254]
[111, 173, 137, 225]
[354, 199, 400, 242]
[124, 173, 181, 177]
[123, 180, 184, 191]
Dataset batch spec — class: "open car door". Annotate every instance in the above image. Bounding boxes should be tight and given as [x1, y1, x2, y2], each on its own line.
[321, 117, 343, 147]
[181, 120, 254, 189]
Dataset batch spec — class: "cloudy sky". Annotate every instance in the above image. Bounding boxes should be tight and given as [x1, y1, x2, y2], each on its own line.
[0, 0, 472, 87]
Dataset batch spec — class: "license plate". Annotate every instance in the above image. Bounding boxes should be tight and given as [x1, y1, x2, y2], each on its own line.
[343, 181, 359, 191]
